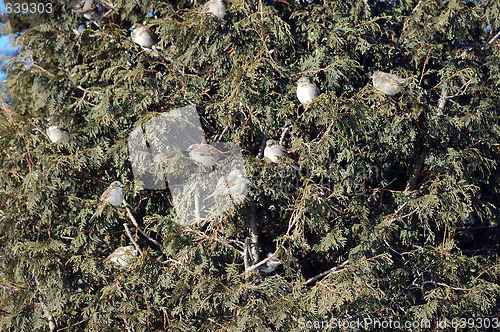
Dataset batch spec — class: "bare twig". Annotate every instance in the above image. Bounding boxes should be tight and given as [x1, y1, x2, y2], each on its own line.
[302, 259, 350, 286]
[123, 200, 163, 248]
[123, 223, 143, 256]
[183, 227, 244, 255]
[279, 125, 291, 145]
[246, 251, 278, 272]
[387, 179, 429, 224]
[481, 29, 500, 50]
[0, 281, 20, 291]
[419, 45, 434, 86]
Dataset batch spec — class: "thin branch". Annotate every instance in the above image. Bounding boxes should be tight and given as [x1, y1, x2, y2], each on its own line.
[0, 281, 20, 291]
[302, 259, 350, 286]
[419, 45, 434, 86]
[279, 125, 291, 145]
[481, 29, 500, 50]
[183, 226, 244, 255]
[434, 282, 472, 292]
[34, 274, 56, 332]
[123, 200, 163, 248]
[246, 251, 278, 272]
[123, 223, 143, 256]
[387, 179, 429, 224]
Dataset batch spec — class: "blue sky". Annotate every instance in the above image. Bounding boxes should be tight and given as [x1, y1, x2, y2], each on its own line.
[0, 1, 17, 82]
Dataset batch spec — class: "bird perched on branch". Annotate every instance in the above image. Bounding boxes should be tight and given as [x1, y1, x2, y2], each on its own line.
[296, 76, 320, 105]
[107, 245, 138, 268]
[75, 0, 104, 21]
[258, 253, 282, 273]
[47, 124, 69, 143]
[264, 139, 287, 163]
[88, 181, 125, 223]
[187, 143, 227, 167]
[201, 0, 226, 20]
[205, 169, 247, 200]
[372, 71, 408, 96]
[130, 23, 158, 49]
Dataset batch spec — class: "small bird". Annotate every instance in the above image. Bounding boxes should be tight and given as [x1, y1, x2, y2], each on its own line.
[258, 253, 282, 274]
[371, 71, 408, 96]
[47, 124, 69, 143]
[296, 76, 320, 105]
[76, 0, 104, 21]
[107, 245, 138, 268]
[264, 139, 287, 163]
[201, 0, 226, 20]
[130, 23, 158, 49]
[205, 169, 247, 200]
[88, 181, 125, 223]
[187, 143, 227, 167]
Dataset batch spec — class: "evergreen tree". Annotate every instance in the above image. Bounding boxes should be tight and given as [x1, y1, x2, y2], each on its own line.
[1, 0, 499, 330]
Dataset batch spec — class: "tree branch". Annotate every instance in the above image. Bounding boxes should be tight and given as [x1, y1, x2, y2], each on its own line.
[481, 29, 500, 50]
[34, 274, 56, 332]
[247, 201, 260, 265]
[246, 251, 278, 272]
[123, 223, 143, 255]
[123, 200, 163, 248]
[405, 151, 425, 192]
[302, 259, 350, 286]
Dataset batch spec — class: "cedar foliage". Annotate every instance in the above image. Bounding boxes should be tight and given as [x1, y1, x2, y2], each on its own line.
[1, 0, 500, 330]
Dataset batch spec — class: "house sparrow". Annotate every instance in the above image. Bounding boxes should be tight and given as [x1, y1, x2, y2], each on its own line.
[264, 139, 287, 163]
[130, 23, 158, 49]
[372, 71, 408, 96]
[187, 143, 226, 167]
[296, 76, 320, 105]
[99, 181, 125, 206]
[205, 169, 247, 200]
[47, 124, 69, 143]
[258, 253, 282, 273]
[88, 181, 125, 223]
[201, 0, 226, 20]
[76, 0, 104, 21]
[107, 245, 138, 267]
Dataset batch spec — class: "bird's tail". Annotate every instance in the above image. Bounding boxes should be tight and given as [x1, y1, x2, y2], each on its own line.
[87, 205, 104, 224]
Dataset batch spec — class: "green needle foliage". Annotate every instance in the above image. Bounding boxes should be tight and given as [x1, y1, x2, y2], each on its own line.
[0, 0, 499, 330]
